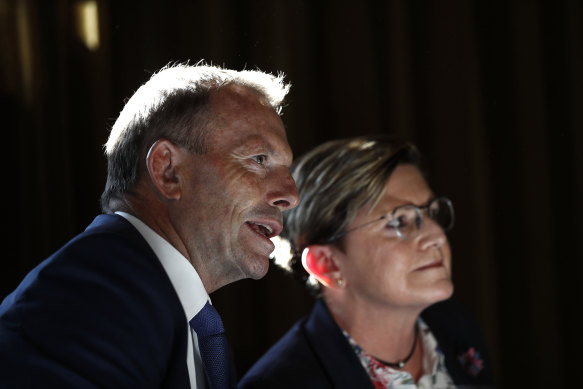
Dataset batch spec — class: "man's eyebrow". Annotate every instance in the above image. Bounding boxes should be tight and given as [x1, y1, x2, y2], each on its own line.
[234, 132, 293, 165]
[237, 135, 276, 154]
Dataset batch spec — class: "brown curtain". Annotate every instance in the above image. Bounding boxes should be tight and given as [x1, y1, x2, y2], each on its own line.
[1, 1, 581, 387]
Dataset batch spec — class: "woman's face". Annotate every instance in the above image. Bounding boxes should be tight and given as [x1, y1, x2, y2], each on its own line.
[333, 164, 453, 310]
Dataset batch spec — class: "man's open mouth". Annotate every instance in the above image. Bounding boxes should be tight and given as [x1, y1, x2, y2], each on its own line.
[246, 221, 274, 238]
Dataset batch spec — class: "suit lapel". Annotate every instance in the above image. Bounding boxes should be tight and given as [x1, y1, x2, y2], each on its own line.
[303, 300, 375, 389]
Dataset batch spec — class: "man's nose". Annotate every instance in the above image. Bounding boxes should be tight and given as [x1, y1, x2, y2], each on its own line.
[269, 169, 300, 210]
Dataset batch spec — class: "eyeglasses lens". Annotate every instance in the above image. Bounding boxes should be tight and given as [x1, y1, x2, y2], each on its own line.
[391, 198, 454, 240]
[428, 198, 454, 232]
[391, 206, 422, 239]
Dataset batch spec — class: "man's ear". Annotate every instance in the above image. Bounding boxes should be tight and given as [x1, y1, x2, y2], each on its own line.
[146, 139, 184, 200]
[302, 245, 343, 288]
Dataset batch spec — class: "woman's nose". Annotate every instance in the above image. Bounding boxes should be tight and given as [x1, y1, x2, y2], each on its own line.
[418, 217, 447, 250]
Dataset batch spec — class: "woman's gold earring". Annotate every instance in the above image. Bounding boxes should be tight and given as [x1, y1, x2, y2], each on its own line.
[336, 278, 345, 287]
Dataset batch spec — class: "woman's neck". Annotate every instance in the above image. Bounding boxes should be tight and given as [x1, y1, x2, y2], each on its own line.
[323, 292, 426, 379]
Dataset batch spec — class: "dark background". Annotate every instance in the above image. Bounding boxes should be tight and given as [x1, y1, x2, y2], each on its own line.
[1, 1, 582, 387]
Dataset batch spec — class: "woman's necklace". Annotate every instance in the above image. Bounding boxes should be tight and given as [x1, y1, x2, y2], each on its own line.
[374, 325, 418, 369]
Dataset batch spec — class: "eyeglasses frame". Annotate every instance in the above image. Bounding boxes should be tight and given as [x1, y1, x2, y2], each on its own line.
[325, 196, 454, 243]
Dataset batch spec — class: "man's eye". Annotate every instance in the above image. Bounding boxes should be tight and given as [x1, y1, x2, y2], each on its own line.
[252, 155, 267, 165]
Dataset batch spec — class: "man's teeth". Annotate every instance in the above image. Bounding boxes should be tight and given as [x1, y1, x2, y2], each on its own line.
[248, 222, 273, 236]
[257, 223, 273, 236]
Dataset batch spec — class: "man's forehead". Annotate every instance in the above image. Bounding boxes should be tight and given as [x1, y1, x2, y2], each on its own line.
[204, 89, 291, 161]
[218, 128, 292, 159]
[210, 84, 269, 109]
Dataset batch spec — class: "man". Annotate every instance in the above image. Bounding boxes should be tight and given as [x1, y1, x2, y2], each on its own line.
[0, 64, 299, 388]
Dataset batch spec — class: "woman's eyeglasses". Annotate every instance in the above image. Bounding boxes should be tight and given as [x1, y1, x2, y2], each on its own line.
[327, 197, 454, 242]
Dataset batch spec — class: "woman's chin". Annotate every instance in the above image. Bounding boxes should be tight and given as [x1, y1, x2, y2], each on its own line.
[413, 280, 455, 308]
[428, 280, 455, 303]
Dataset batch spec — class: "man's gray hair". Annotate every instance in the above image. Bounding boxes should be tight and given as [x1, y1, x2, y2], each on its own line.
[101, 63, 290, 212]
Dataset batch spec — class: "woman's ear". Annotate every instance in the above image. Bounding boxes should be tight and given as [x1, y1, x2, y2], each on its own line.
[146, 139, 184, 200]
[302, 245, 343, 288]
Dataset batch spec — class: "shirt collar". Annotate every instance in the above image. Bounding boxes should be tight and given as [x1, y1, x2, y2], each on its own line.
[115, 212, 209, 320]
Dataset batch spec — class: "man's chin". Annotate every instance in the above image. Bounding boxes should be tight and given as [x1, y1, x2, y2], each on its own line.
[243, 254, 270, 280]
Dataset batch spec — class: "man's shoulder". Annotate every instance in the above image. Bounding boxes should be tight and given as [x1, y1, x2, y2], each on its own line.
[80, 213, 145, 245]
[1, 213, 173, 318]
[53, 213, 155, 266]
[0, 213, 189, 388]
[0, 212, 185, 351]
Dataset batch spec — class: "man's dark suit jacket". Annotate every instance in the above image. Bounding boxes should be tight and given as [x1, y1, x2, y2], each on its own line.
[239, 299, 495, 388]
[0, 214, 191, 388]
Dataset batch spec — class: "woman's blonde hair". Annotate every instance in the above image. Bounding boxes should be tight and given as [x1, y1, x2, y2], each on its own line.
[277, 135, 421, 291]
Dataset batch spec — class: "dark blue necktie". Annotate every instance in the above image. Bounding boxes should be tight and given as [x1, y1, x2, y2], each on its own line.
[189, 302, 236, 389]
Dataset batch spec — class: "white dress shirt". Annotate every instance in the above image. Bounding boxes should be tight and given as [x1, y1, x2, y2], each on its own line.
[116, 212, 208, 389]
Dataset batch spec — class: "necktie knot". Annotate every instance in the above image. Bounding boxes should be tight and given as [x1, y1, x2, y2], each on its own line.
[190, 302, 225, 337]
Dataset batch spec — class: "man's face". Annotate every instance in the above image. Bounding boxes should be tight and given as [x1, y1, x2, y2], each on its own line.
[173, 86, 299, 291]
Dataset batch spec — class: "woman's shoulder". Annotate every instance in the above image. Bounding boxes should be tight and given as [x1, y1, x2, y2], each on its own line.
[421, 298, 496, 386]
[422, 298, 480, 328]
[238, 316, 331, 389]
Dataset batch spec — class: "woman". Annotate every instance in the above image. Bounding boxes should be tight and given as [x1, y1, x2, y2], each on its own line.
[239, 135, 494, 388]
